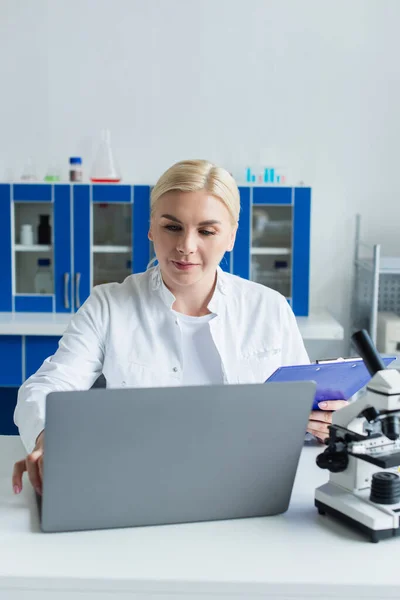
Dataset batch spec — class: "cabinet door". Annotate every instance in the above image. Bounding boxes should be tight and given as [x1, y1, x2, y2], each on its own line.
[92, 185, 133, 288]
[233, 186, 251, 279]
[251, 187, 293, 300]
[292, 187, 311, 317]
[73, 185, 91, 311]
[0, 387, 18, 435]
[54, 185, 72, 313]
[0, 185, 12, 312]
[233, 186, 293, 298]
[25, 336, 61, 380]
[132, 185, 151, 274]
[12, 184, 54, 312]
[0, 336, 22, 386]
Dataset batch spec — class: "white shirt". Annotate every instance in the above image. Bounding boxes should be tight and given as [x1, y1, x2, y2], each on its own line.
[14, 266, 309, 453]
[172, 311, 224, 386]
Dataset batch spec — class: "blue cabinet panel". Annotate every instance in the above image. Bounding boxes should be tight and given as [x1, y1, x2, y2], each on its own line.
[25, 336, 61, 380]
[54, 185, 72, 313]
[0, 387, 18, 435]
[73, 186, 91, 309]
[233, 187, 251, 279]
[92, 185, 132, 203]
[15, 296, 53, 312]
[220, 252, 232, 272]
[253, 187, 292, 205]
[0, 336, 22, 386]
[13, 184, 52, 202]
[133, 186, 151, 273]
[0, 185, 12, 311]
[292, 188, 311, 316]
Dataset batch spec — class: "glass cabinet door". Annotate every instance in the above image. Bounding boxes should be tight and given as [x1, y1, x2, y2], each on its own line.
[92, 203, 132, 286]
[74, 185, 150, 312]
[14, 202, 54, 295]
[251, 205, 292, 298]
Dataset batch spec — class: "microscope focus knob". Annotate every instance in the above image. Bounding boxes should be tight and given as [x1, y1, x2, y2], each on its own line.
[370, 471, 400, 505]
[316, 448, 348, 472]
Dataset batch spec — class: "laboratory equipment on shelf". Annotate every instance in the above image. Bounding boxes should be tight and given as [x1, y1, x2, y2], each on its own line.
[90, 129, 121, 183]
[20, 157, 37, 182]
[44, 166, 61, 182]
[69, 157, 83, 182]
[34, 259, 53, 294]
[20, 224, 33, 246]
[37, 215, 51, 244]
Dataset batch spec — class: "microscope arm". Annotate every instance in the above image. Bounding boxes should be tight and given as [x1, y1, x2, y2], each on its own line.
[333, 369, 400, 429]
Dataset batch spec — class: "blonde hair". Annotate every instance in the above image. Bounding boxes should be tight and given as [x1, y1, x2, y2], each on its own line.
[150, 159, 240, 226]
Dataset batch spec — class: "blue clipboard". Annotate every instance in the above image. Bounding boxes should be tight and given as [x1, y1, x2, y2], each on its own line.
[265, 356, 396, 410]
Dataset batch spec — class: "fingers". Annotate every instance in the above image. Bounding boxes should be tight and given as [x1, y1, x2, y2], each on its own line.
[12, 459, 27, 494]
[310, 410, 333, 424]
[317, 400, 349, 411]
[26, 449, 44, 495]
[38, 454, 43, 480]
[307, 419, 330, 443]
[307, 401, 349, 443]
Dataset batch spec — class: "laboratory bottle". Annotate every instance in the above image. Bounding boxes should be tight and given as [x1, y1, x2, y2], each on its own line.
[34, 258, 53, 294]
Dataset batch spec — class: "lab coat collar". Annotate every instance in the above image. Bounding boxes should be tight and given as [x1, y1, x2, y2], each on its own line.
[149, 264, 228, 314]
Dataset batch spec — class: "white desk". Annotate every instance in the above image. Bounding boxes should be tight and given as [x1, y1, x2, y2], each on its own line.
[0, 436, 398, 599]
[0, 308, 344, 340]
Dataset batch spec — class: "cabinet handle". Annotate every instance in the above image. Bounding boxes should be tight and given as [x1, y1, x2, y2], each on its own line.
[75, 272, 81, 309]
[64, 272, 70, 309]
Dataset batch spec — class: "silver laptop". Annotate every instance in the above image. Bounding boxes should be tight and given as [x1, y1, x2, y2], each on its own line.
[39, 381, 316, 533]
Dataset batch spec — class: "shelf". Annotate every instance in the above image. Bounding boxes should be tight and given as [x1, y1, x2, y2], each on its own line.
[355, 258, 400, 275]
[251, 247, 291, 256]
[92, 245, 131, 254]
[296, 309, 344, 340]
[15, 245, 52, 252]
[355, 259, 374, 273]
[379, 257, 400, 274]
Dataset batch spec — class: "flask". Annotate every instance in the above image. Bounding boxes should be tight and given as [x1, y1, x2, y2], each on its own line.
[20, 157, 37, 181]
[38, 215, 51, 244]
[90, 129, 121, 183]
[34, 258, 53, 294]
[44, 165, 61, 182]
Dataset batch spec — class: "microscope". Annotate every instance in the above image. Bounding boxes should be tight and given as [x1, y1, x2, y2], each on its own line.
[315, 329, 400, 542]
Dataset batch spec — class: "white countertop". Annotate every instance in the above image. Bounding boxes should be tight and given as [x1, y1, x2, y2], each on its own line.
[0, 435, 398, 599]
[0, 308, 344, 340]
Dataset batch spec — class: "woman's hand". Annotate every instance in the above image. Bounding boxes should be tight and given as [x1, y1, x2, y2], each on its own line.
[307, 401, 348, 443]
[12, 430, 44, 495]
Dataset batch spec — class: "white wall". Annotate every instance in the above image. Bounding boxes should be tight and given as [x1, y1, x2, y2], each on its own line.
[1, 0, 400, 350]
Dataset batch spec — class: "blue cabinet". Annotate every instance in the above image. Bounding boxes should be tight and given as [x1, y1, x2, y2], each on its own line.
[0, 334, 61, 388]
[0, 183, 310, 316]
[0, 183, 151, 315]
[233, 186, 311, 316]
[0, 334, 61, 434]
[25, 336, 61, 380]
[0, 185, 12, 313]
[0, 336, 23, 386]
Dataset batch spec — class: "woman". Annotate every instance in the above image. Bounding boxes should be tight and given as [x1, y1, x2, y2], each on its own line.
[12, 159, 346, 495]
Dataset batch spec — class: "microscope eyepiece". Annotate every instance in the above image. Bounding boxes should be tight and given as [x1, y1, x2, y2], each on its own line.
[351, 329, 385, 376]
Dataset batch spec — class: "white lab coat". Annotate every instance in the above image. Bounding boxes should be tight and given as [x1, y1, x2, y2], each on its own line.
[14, 266, 309, 452]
